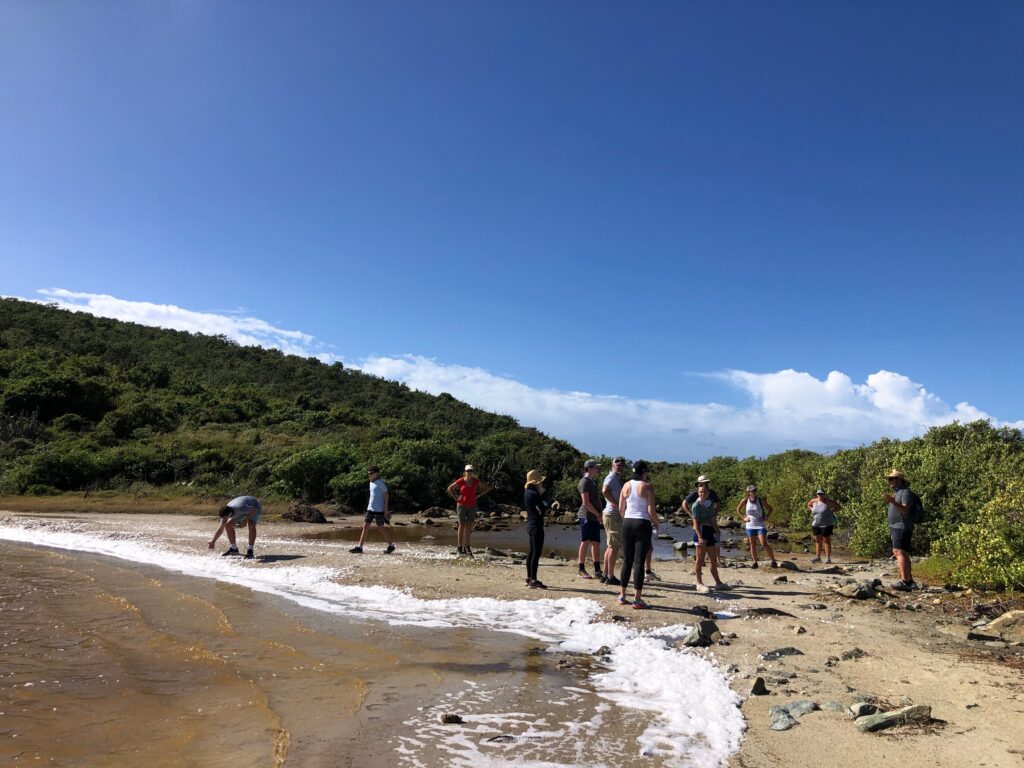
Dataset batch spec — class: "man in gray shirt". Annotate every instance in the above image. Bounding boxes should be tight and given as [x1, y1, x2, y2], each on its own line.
[883, 469, 916, 590]
[208, 495, 262, 559]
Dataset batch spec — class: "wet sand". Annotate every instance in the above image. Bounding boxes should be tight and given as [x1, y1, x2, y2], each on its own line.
[1, 511, 1022, 768]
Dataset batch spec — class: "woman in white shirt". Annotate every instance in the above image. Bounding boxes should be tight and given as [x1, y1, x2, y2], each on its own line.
[736, 485, 777, 569]
[615, 461, 660, 610]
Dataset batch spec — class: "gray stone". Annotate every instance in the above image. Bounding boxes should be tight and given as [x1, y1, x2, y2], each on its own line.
[837, 582, 875, 599]
[440, 713, 464, 724]
[750, 677, 770, 696]
[681, 619, 722, 647]
[793, 626, 807, 635]
[769, 706, 798, 731]
[778, 561, 800, 571]
[822, 701, 846, 713]
[760, 646, 805, 661]
[840, 647, 867, 661]
[773, 575, 789, 584]
[849, 702, 879, 718]
[987, 610, 1024, 643]
[799, 603, 828, 610]
[854, 704, 931, 733]
[787, 700, 819, 718]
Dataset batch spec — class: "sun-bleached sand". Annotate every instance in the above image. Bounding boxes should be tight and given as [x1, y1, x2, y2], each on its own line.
[1, 510, 1021, 768]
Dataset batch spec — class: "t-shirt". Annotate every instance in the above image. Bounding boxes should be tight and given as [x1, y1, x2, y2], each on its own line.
[578, 476, 601, 521]
[602, 472, 623, 514]
[227, 496, 261, 518]
[691, 498, 716, 526]
[368, 479, 388, 512]
[685, 489, 721, 507]
[811, 500, 835, 527]
[888, 486, 912, 530]
[454, 477, 480, 508]
[745, 498, 766, 529]
[523, 487, 545, 529]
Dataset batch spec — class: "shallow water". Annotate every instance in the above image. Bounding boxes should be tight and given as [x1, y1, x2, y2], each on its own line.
[0, 517, 745, 767]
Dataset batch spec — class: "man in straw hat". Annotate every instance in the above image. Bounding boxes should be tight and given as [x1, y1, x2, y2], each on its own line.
[883, 469, 917, 591]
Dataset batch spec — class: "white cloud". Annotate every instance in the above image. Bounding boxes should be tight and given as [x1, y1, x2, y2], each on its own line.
[14, 289, 1021, 460]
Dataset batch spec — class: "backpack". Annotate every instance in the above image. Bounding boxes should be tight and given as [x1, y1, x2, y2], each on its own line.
[908, 491, 925, 525]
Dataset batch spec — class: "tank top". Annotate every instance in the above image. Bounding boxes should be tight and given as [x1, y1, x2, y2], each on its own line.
[811, 501, 835, 527]
[745, 498, 765, 529]
[623, 481, 651, 520]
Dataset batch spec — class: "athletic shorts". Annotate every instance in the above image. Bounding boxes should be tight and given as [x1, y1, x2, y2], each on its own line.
[745, 527, 767, 538]
[890, 527, 913, 551]
[457, 505, 478, 524]
[603, 511, 622, 549]
[365, 510, 389, 525]
[580, 517, 601, 542]
[230, 508, 261, 526]
[693, 525, 718, 547]
[812, 525, 834, 537]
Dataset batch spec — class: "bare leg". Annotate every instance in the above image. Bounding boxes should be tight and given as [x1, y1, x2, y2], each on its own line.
[465, 520, 475, 550]
[357, 522, 372, 547]
[695, 544, 706, 585]
[708, 545, 724, 586]
[895, 549, 912, 582]
[814, 535, 823, 559]
[225, 521, 237, 547]
[247, 520, 256, 549]
[578, 540, 589, 568]
[590, 542, 600, 571]
[378, 523, 394, 546]
[604, 546, 618, 576]
[759, 534, 775, 563]
[824, 536, 832, 561]
[457, 522, 466, 549]
[748, 535, 757, 564]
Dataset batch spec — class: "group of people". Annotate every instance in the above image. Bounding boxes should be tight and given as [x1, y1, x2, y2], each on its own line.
[209, 462, 921, 598]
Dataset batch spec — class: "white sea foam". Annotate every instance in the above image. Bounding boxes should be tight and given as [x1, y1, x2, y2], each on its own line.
[0, 517, 745, 767]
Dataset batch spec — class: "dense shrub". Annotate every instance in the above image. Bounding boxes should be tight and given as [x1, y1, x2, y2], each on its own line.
[938, 483, 1024, 591]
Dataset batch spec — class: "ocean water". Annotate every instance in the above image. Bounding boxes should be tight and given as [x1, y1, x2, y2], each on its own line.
[0, 516, 745, 767]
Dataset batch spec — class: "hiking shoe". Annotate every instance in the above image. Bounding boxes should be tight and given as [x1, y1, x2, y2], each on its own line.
[244, 549, 254, 560]
[751, 562, 759, 569]
[645, 570, 661, 581]
[810, 557, 822, 563]
[770, 560, 778, 568]
[349, 546, 363, 554]
[222, 547, 240, 557]
[890, 580, 912, 592]
[605, 576, 621, 586]
[616, 595, 630, 606]
[579, 569, 593, 580]
[464, 547, 474, 558]
[632, 599, 651, 610]
[696, 583, 711, 594]
[384, 544, 396, 554]
[598, 575, 608, 584]
[908, 580, 919, 590]
[825, 558, 833, 564]
[531, 581, 548, 590]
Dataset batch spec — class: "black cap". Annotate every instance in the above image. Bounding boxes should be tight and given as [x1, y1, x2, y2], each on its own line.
[632, 460, 649, 475]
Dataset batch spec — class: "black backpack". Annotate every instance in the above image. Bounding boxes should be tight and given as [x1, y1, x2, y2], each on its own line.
[908, 491, 925, 524]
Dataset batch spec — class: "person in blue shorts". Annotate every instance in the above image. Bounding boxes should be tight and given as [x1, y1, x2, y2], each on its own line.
[577, 459, 604, 580]
[691, 483, 727, 593]
[209, 495, 262, 559]
[737, 485, 777, 568]
[350, 466, 395, 554]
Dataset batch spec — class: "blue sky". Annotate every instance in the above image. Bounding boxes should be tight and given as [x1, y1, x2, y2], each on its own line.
[2, 2, 1023, 460]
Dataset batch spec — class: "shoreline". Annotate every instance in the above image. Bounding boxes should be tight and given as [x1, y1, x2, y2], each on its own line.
[1, 510, 1022, 767]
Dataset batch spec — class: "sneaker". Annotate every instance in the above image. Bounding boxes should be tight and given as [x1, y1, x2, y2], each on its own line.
[751, 562, 759, 569]
[825, 558, 833, 564]
[810, 557, 822, 563]
[464, 547, 474, 558]
[770, 560, 778, 568]
[599, 575, 608, 584]
[696, 583, 711, 594]
[456, 546, 465, 555]
[605, 576, 621, 586]
[348, 546, 363, 554]
[384, 544, 396, 554]
[890, 580, 912, 592]
[579, 569, 593, 580]
[616, 595, 630, 606]
[632, 598, 650, 610]
[222, 547, 240, 557]
[244, 549, 254, 560]
[645, 570, 662, 581]
[531, 581, 548, 590]
[908, 580, 919, 590]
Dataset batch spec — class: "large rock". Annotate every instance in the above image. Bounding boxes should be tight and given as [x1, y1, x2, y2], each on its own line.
[421, 507, 450, 518]
[760, 646, 804, 661]
[769, 706, 798, 731]
[750, 677, 770, 696]
[987, 610, 1024, 643]
[283, 502, 328, 523]
[836, 582, 876, 599]
[854, 705, 931, 733]
[849, 702, 879, 718]
[680, 619, 722, 647]
[778, 561, 800, 571]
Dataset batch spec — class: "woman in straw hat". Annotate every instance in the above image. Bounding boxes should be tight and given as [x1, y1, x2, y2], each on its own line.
[523, 470, 548, 589]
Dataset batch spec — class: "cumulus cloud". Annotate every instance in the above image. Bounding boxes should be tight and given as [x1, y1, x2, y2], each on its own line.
[13, 289, 1020, 460]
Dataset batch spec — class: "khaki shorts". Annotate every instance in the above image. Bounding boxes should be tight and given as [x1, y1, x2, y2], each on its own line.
[603, 510, 622, 549]
[457, 505, 478, 524]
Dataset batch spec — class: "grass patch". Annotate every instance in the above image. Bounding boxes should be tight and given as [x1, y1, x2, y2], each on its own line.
[915, 555, 955, 584]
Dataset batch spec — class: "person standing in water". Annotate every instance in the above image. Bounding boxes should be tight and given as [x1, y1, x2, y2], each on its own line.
[691, 483, 728, 593]
[616, 461, 659, 609]
[523, 469, 548, 589]
[807, 489, 841, 564]
[448, 465, 491, 557]
[209, 495, 262, 559]
[737, 485, 778, 568]
[350, 466, 395, 554]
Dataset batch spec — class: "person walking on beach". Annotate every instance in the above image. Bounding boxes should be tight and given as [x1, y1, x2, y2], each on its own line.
[737, 485, 777, 568]
[616, 461, 659, 609]
[577, 459, 604, 580]
[448, 465, 491, 556]
[692, 483, 728, 593]
[807, 489, 841, 564]
[883, 469, 917, 591]
[523, 470, 548, 589]
[600, 458, 625, 586]
[208, 495, 262, 559]
[350, 467, 395, 554]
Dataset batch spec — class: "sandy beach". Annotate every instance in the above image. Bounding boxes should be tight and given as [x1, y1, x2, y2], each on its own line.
[1, 510, 1021, 768]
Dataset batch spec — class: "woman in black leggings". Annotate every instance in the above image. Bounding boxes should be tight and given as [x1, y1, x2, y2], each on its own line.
[617, 461, 660, 609]
[523, 469, 548, 589]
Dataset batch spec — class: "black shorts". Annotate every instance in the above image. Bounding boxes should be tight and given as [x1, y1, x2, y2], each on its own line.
[812, 525, 834, 537]
[693, 525, 718, 547]
[890, 527, 913, 551]
[365, 510, 389, 525]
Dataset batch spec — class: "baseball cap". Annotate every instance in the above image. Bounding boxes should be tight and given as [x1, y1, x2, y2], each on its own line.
[464, 464, 475, 472]
[815, 488, 825, 495]
[583, 459, 599, 469]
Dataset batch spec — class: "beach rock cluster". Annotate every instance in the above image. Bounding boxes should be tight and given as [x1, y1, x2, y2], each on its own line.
[768, 698, 933, 734]
[283, 502, 328, 523]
